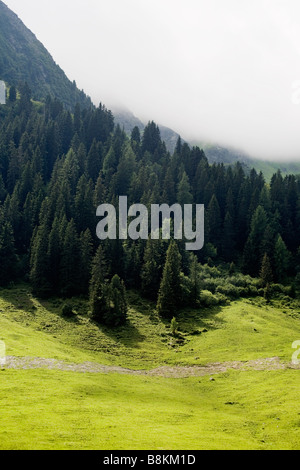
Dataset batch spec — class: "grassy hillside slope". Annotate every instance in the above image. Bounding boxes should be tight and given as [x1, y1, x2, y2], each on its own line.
[0, 286, 300, 450]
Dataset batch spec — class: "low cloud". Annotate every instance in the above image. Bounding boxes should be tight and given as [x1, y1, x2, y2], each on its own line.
[6, 0, 300, 160]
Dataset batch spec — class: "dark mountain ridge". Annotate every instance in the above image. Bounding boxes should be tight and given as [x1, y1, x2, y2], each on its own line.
[0, 0, 92, 110]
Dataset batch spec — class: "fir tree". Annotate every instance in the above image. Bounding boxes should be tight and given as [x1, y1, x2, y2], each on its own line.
[79, 229, 94, 294]
[189, 254, 201, 307]
[177, 171, 193, 205]
[156, 241, 182, 318]
[0, 219, 18, 286]
[141, 238, 167, 300]
[104, 275, 128, 327]
[260, 253, 273, 287]
[89, 246, 109, 323]
[60, 219, 81, 297]
[274, 235, 291, 283]
[30, 222, 51, 297]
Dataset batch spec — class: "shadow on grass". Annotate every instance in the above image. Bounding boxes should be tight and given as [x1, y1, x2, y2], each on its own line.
[127, 289, 226, 334]
[38, 295, 89, 325]
[0, 284, 36, 314]
[176, 305, 225, 335]
[96, 319, 147, 349]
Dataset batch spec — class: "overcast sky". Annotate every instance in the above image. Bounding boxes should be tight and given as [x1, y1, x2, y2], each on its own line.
[5, 0, 300, 160]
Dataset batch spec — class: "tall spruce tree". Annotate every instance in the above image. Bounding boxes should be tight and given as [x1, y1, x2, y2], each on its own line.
[60, 219, 81, 297]
[156, 241, 182, 319]
[89, 246, 109, 323]
[274, 235, 291, 283]
[30, 222, 51, 297]
[260, 253, 273, 287]
[105, 275, 128, 327]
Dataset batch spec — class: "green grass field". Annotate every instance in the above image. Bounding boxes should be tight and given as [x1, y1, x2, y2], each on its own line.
[0, 285, 300, 450]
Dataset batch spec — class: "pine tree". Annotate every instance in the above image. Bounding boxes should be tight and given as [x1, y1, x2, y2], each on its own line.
[60, 219, 81, 297]
[89, 246, 109, 323]
[141, 121, 161, 156]
[207, 194, 222, 250]
[115, 143, 136, 195]
[30, 222, 51, 297]
[8, 85, 17, 103]
[105, 275, 128, 327]
[75, 175, 95, 233]
[243, 205, 268, 276]
[156, 241, 182, 318]
[177, 171, 193, 205]
[0, 219, 18, 286]
[222, 211, 235, 262]
[260, 253, 273, 287]
[141, 238, 167, 300]
[86, 139, 102, 181]
[189, 254, 201, 307]
[124, 240, 144, 289]
[47, 217, 62, 294]
[274, 235, 291, 283]
[79, 229, 94, 294]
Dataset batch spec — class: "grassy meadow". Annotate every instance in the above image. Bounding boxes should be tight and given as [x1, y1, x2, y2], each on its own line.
[0, 285, 300, 450]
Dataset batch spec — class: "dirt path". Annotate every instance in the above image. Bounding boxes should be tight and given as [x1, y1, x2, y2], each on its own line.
[2, 356, 299, 378]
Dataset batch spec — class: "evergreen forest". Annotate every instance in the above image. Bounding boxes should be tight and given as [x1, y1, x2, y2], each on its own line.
[0, 84, 299, 326]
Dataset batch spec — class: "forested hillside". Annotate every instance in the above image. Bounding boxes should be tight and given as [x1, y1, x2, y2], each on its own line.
[0, 0, 92, 110]
[0, 85, 299, 327]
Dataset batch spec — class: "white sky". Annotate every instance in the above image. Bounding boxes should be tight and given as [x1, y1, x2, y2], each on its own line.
[4, 0, 300, 160]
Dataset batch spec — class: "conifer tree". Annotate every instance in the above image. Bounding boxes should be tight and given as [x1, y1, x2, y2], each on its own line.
[222, 211, 235, 262]
[30, 222, 51, 297]
[156, 241, 182, 318]
[105, 275, 128, 327]
[79, 229, 94, 294]
[89, 245, 109, 323]
[0, 219, 18, 286]
[274, 235, 291, 283]
[60, 219, 80, 297]
[86, 139, 102, 181]
[260, 253, 273, 287]
[207, 194, 222, 250]
[8, 85, 17, 103]
[189, 254, 201, 307]
[47, 217, 62, 293]
[243, 205, 268, 276]
[141, 238, 167, 300]
[177, 171, 193, 205]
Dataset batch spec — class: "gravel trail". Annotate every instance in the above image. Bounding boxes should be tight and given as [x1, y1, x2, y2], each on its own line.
[3, 356, 299, 378]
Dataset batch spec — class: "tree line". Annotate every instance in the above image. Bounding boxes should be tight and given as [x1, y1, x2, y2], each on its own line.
[0, 84, 299, 325]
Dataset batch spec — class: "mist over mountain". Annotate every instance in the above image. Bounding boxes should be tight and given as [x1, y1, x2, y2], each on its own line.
[112, 106, 183, 154]
[112, 106, 300, 180]
[0, 0, 92, 110]
[1, 0, 300, 182]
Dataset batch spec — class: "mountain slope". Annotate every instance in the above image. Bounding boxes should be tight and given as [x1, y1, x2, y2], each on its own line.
[112, 106, 182, 154]
[0, 1, 92, 110]
[113, 108, 300, 179]
[194, 141, 300, 181]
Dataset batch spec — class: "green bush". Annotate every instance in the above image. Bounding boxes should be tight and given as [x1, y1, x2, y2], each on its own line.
[214, 293, 228, 305]
[61, 303, 74, 317]
[216, 284, 240, 299]
[258, 288, 265, 297]
[200, 290, 227, 307]
[271, 284, 291, 296]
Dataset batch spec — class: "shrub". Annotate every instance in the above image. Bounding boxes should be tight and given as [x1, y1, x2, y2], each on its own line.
[200, 290, 225, 307]
[214, 293, 228, 305]
[270, 284, 291, 296]
[258, 288, 265, 297]
[61, 303, 74, 317]
[170, 317, 179, 336]
[216, 283, 240, 299]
